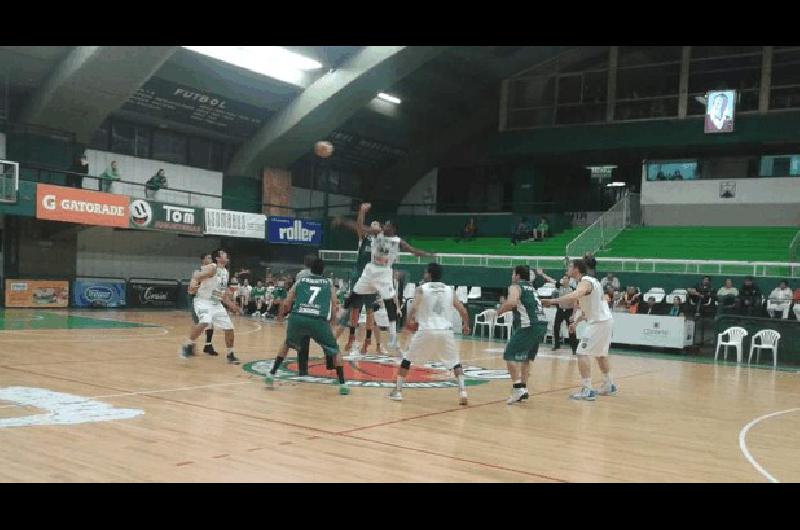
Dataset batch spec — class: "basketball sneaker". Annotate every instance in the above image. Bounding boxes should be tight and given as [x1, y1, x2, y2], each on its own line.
[226, 352, 240, 365]
[180, 343, 195, 359]
[506, 387, 527, 405]
[203, 344, 219, 356]
[339, 384, 350, 396]
[458, 391, 468, 406]
[596, 383, 617, 396]
[388, 389, 403, 401]
[570, 387, 597, 401]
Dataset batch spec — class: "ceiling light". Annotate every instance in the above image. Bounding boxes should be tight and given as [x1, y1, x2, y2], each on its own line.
[377, 92, 401, 104]
[606, 181, 627, 187]
[183, 46, 322, 86]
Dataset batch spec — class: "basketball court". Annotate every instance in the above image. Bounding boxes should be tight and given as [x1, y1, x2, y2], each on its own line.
[0, 309, 796, 483]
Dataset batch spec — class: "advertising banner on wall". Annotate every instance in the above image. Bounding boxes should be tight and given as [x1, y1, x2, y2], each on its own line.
[127, 280, 179, 308]
[5, 279, 69, 308]
[73, 280, 126, 308]
[129, 199, 204, 235]
[267, 216, 323, 246]
[204, 208, 266, 239]
[36, 184, 129, 228]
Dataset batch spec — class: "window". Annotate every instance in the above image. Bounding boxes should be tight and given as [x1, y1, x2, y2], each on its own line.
[152, 129, 187, 165]
[188, 136, 212, 169]
[111, 122, 135, 156]
[770, 49, 800, 110]
[688, 49, 762, 115]
[760, 155, 800, 177]
[645, 160, 698, 181]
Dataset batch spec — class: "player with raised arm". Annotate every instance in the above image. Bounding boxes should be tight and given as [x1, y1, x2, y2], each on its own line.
[333, 204, 435, 354]
[389, 263, 471, 405]
[497, 265, 548, 405]
[264, 257, 349, 395]
[542, 258, 615, 400]
[182, 249, 241, 365]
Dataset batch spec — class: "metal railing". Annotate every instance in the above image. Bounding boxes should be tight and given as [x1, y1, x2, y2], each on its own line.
[318, 250, 800, 279]
[565, 191, 640, 258]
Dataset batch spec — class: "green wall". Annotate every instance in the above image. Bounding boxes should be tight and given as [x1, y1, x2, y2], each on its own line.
[222, 174, 261, 213]
[492, 111, 800, 158]
[0, 180, 37, 217]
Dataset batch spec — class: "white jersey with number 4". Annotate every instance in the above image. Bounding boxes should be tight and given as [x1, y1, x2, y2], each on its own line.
[370, 233, 401, 268]
[579, 275, 612, 324]
[416, 282, 454, 331]
[196, 265, 229, 305]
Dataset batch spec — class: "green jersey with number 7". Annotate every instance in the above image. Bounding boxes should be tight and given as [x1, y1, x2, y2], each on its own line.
[291, 275, 333, 319]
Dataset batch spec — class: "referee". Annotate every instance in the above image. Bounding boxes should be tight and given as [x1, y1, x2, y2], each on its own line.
[552, 275, 578, 354]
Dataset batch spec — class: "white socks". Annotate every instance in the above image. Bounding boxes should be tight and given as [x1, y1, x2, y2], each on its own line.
[581, 378, 592, 390]
[456, 374, 465, 391]
[396, 376, 405, 391]
[603, 372, 613, 386]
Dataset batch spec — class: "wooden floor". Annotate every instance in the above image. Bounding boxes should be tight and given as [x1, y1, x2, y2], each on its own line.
[0, 309, 797, 483]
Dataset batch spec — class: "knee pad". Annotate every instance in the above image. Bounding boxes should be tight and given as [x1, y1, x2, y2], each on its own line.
[384, 299, 398, 322]
[400, 359, 411, 370]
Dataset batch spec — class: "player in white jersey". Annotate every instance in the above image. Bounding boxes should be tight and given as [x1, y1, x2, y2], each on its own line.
[187, 252, 219, 356]
[542, 258, 615, 400]
[181, 249, 242, 365]
[333, 203, 434, 353]
[389, 263, 471, 405]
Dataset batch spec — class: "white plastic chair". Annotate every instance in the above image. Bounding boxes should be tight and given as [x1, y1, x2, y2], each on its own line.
[495, 312, 514, 341]
[403, 282, 416, 300]
[473, 309, 496, 338]
[467, 286, 482, 300]
[537, 286, 555, 298]
[644, 287, 666, 303]
[665, 289, 688, 305]
[715, 326, 749, 363]
[766, 299, 791, 319]
[748, 330, 781, 367]
[456, 286, 469, 304]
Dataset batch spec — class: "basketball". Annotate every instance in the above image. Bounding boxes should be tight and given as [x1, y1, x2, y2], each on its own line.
[314, 140, 334, 158]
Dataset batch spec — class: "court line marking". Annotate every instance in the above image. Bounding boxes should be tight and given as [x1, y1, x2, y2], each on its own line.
[738, 408, 800, 483]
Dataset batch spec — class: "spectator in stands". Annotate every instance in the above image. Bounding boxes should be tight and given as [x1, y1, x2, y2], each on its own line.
[767, 280, 793, 319]
[146, 169, 168, 199]
[670, 170, 683, 181]
[69, 152, 89, 188]
[238, 278, 251, 313]
[534, 217, 549, 240]
[638, 296, 661, 315]
[738, 276, 762, 316]
[619, 286, 641, 314]
[601, 272, 620, 292]
[604, 285, 617, 310]
[717, 279, 739, 313]
[793, 286, 800, 321]
[456, 217, 478, 242]
[511, 217, 531, 246]
[98, 161, 120, 193]
[668, 296, 686, 317]
[689, 276, 714, 315]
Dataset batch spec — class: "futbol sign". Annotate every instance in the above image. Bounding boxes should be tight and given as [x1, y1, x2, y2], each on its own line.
[129, 199, 203, 235]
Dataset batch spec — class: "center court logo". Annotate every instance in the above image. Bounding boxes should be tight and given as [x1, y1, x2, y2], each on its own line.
[243, 355, 509, 388]
[130, 199, 153, 227]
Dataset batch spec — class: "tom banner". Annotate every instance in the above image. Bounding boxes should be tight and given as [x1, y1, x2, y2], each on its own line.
[73, 280, 126, 308]
[267, 216, 323, 246]
[129, 198, 204, 235]
[127, 280, 179, 308]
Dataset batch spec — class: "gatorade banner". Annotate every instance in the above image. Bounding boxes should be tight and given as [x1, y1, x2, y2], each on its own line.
[267, 216, 323, 246]
[5, 279, 69, 308]
[129, 198, 204, 235]
[36, 184, 129, 228]
[73, 280, 126, 308]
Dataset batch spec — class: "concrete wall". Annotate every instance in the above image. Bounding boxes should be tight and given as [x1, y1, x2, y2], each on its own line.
[641, 177, 800, 226]
[76, 226, 221, 280]
[85, 150, 223, 208]
[398, 169, 437, 215]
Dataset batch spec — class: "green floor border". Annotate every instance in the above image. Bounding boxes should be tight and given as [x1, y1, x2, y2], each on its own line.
[457, 333, 800, 373]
